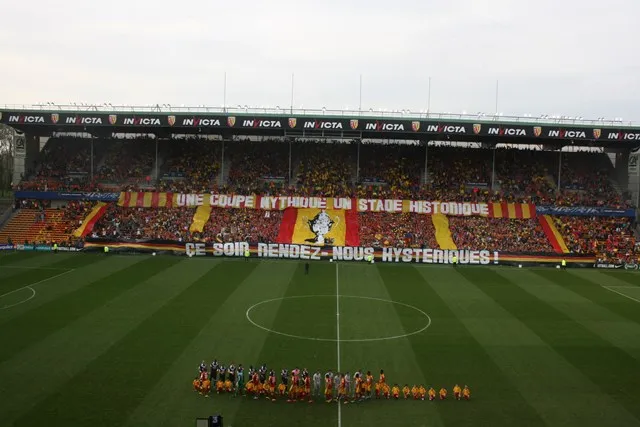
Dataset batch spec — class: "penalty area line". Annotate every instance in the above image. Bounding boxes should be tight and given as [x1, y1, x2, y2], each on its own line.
[0, 269, 75, 309]
[602, 285, 640, 304]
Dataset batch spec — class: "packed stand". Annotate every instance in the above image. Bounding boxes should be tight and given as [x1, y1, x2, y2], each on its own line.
[226, 140, 290, 193]
[553, 216, 638, 263]
[296, 143, 356, 197]
[448, 217, 554, 253]
[159, 139, 221, 193]
[493, 149, 556, 203]
[357, 144, 423, 199]
[93, 206, 194, 241]
[201, 208, 282, 244]
[97, 138, 155, 184]
[553, 152, 631, 208]
[359, 212, 438, 248]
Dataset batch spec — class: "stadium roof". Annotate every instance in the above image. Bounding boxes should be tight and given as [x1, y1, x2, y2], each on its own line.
[2, 104, 640, 148]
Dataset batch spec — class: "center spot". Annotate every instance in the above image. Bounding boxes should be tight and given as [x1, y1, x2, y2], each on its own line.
[246, 295, 431, 342]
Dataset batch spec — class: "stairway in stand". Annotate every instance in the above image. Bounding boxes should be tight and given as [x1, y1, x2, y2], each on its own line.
[0, 209, 75, 244]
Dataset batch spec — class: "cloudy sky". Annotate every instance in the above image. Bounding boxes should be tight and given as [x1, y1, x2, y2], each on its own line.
[1, 0, 639, 121]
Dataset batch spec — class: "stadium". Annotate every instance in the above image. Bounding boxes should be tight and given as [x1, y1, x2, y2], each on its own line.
[0, 103, 639, 427]
[2, 2, 640, 426]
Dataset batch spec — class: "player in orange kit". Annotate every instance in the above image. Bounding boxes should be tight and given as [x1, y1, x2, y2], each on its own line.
[463, 385, 471, 401]
[453, 384, 462, 400]
[439, 387, 447, 400]
[374, 381, 381, 399]
[268, 371, 277, 401]
[216, 379, 224, 394]
[379, 369, 386, 385]
[365, 371, 374, 398]
[224, 378, 233, 393]
[355, 374, 363, 400]
[337, 374, 346, 401]
[303, 373, 312, 402]
[278, 382, 287, 397]
[402, 384, 411, 399]
[288, 370, 299, 402]
[428, 387, 436, 401]
[324, 373, 333, 403]
[201, 378, 212, 397]
[392, 384, 400, 400]
[193, 377, 202, 392]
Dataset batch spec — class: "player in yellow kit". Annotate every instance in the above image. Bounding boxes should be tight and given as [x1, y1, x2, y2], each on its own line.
[439, 387, 447, 400]
[402, 384, 410, 399]
[411, 385, 419, 400]
[392, 384, 400, 400]
[453, 384, 462, 400]
[418, 385, 426, 401]
[366, 371, 374, 397]
[278, 382, 287, 397]
[382, 383, 391, 399]
[428, 387, 436, 401]
[355, 374, 363, 400]
[463, 385, 471, 401]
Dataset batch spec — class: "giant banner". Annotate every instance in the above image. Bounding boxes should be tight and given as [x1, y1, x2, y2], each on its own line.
[118, 192, 536, 218]
[14, 191, 120, 202]
[82, 238, 597, 267]
[536, 205, 636, 218]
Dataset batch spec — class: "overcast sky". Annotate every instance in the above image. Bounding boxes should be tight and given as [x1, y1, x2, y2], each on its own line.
[1, 0, 639, 121]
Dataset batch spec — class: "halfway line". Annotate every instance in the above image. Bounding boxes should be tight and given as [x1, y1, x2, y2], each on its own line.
[335, 262, 342, 427]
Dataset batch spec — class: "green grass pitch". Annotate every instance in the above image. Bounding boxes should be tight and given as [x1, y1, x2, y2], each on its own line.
[1, 252, 640, 427]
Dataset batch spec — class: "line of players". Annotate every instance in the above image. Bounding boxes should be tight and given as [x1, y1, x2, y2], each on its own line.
[193, 360, 471, 402]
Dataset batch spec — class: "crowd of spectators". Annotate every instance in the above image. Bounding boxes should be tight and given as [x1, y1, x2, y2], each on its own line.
[159, 139, 221, 193]
[296, 143, 355, 197]
[93, 206, 194, 241]
[97, 139, 155, 183]
[449, 217, 555, 253]
[12, 139, 636, 209]
[201, 208, 282, 244]
[226, 140, 290, 193]
[554, 216, 638, 263]
[358, 212, 439, 248]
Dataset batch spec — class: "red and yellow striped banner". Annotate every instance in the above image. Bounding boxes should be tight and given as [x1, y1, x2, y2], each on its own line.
[487, 203, 535, 219]
[118, 192, 176, 208]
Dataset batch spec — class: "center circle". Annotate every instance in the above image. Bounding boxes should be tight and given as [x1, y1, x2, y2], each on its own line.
[245, 295, 431, 342]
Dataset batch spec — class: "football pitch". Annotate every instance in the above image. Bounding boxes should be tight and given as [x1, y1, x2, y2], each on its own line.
[1, 252, 640, 427]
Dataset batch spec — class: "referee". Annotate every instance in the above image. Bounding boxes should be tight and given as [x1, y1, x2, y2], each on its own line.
[452, 254, 458, 267]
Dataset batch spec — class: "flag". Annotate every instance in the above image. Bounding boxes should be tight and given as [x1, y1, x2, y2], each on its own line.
[73, 202, 107, 238]
[538, 215, 569, 254]
[277, 208, 359, 246]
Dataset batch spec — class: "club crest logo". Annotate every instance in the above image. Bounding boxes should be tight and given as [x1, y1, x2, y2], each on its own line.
[350, 119, 359, 130]
[473, 123, 481, 134]
[533, 126, 542, 137]
[168, 116, 176, 126]
[51, 113, 59, 124]
[288, 118, 297, 128]
[593, 128, 601, 139]
[305, 210, 337, 246]
[411, 121, 420, 132]
[108, 115, 117, 125]
[227, 116, 236, 127]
